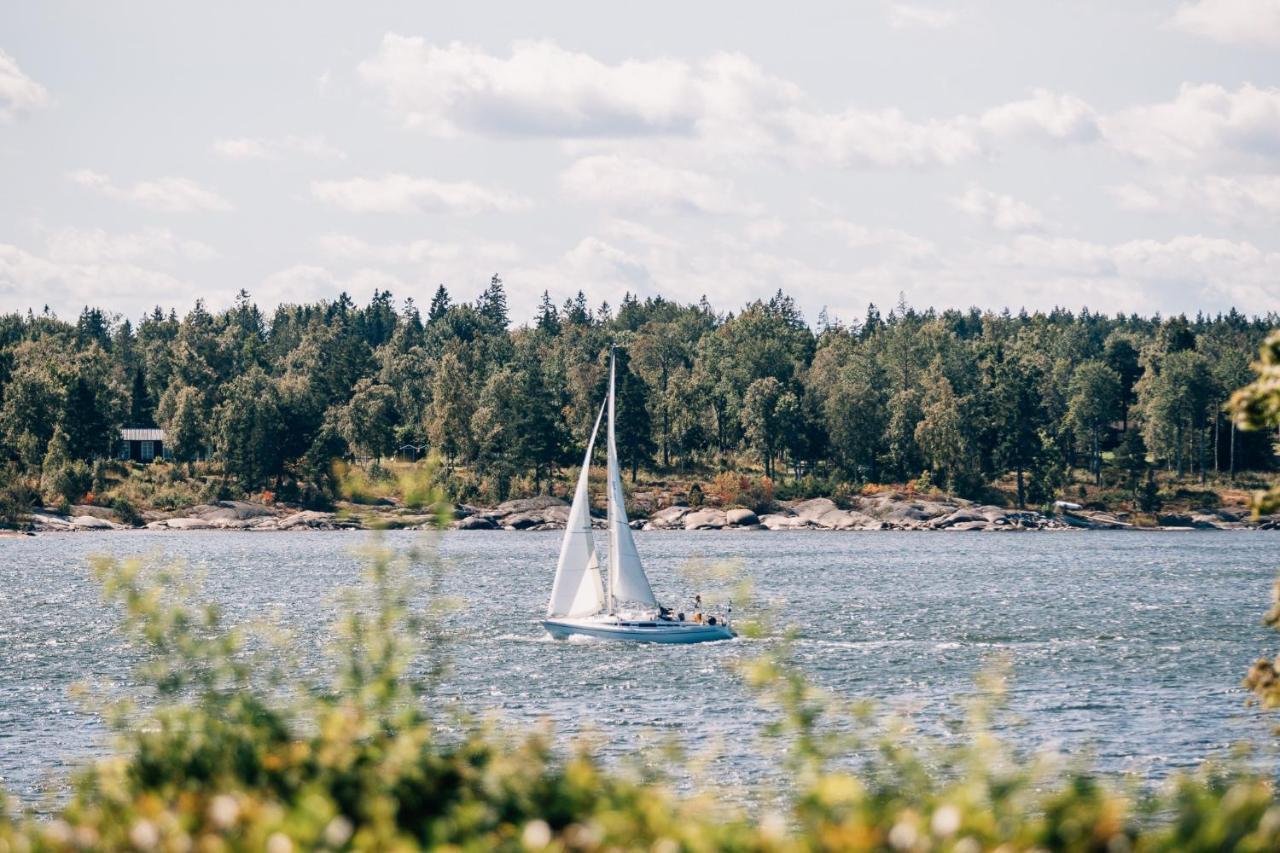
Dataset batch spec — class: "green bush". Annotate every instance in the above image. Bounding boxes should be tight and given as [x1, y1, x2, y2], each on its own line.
[41, 458, 92, 505]
[109, 495, 143, 527]
[0, 464, 36, 527]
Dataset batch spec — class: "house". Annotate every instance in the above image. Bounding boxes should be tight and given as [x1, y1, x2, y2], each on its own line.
[118, 427, 168, 462]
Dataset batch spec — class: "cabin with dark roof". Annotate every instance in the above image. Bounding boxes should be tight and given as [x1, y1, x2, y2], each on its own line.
[118, 428, 168, 462]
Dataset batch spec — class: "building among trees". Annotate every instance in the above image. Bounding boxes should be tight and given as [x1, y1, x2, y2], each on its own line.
[118, 427, 167, 462]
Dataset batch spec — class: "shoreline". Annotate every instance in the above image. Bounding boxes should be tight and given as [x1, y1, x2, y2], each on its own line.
[11, 494, 1275, 535]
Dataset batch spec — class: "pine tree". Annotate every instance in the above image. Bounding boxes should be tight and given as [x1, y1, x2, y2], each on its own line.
[428, 285, 452, 323]
[476, 275, 508, 329]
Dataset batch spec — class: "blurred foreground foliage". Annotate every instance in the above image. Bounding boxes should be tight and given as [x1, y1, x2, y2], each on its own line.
[1235, 330, 1280, 712]
[2, 534, 1280, 852]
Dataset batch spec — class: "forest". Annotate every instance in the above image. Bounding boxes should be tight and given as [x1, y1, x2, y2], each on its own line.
[0, 277, 1276, 514]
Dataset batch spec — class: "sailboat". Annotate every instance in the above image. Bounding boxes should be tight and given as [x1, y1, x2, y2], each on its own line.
[542, 350, 735, 644]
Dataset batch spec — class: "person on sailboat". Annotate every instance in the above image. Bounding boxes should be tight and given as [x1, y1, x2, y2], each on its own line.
[693, 594, 703, 623]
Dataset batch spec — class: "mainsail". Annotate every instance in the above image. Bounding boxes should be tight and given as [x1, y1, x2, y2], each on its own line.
[546, 400, 607, 618]
[606, 351, 658, 610]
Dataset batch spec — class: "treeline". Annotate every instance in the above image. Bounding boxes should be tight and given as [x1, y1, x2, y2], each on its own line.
[0, 279, 1275, 508]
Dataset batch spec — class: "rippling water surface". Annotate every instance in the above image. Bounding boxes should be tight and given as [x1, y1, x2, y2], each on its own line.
[1, 530, 1277, 803]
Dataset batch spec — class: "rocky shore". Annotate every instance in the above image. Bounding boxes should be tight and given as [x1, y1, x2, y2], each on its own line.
[17, 492, 1274, 533]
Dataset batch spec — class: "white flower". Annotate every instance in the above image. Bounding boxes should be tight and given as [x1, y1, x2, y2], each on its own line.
[932, 804, 961, 836]
[889, 820, 919, 850]
[208, 794, 239, 829]
[522, 819, 552, 849]
[129, 819, 159, 850]
[266, 831, 293, 853]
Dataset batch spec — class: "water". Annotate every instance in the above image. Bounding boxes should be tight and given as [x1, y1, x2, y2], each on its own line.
[1, 530, 1277, 805]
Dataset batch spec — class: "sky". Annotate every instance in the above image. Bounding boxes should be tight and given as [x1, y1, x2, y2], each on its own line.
[1, 0, 1279, 326]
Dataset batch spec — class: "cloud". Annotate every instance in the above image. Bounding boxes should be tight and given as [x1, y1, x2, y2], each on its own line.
[820, 219, 937, 259]
[357, 35, 768, 137]
[950, 186, 1045, 231]
[560, 154, 757, 214]
[0, 49, 49, 120]
[978, 89, 1100, 143]
[0, 226, 221, 317]
[314, 233, 521, 266]
[781, 107, 982, 167]
[358, 36, 1107, 170]
[886, 3, 959, 29]
[1103, 82, 1280, 166]
[0, 242, 198, 317]
[211, 134, 346, 161]
[257, 264, 408, 307]
[1171, 0, 1280, 47]
[43, 226, 218, 265]
[745, 218, 786, 242]
[311, 173, 531, 215]
[1110, 174, 1280, 222]
[67, 169, 233, 212]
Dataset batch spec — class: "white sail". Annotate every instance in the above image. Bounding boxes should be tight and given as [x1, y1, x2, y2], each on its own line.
[547, 400, 607, 618]
[606, 351, 658, 610]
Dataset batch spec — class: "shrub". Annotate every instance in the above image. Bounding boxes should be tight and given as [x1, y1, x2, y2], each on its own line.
[708, 473, 774, 513]
[109, 495, 143, 527]
[687, 482, 704, 507]
[0, 465, 36, 527]
[42, 459, 92, 505]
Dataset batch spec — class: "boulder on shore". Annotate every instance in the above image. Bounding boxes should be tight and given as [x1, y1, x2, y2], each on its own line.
[725, 507, 760, 527]
[69, 514, 120, 530]
[456, 515, 497, 530]
[684, 509, 727, 530]
[644, 505, 692, 530]
[278, 510, 337, 530]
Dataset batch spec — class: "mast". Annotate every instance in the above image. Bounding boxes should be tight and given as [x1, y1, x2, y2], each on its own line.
[607, 348, 618, 615]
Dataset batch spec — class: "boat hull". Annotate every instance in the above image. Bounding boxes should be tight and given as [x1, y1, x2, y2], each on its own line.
[542, 617, 734, 644]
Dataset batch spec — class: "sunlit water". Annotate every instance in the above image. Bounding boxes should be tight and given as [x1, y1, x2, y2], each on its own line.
[2, 529, 1277, 806]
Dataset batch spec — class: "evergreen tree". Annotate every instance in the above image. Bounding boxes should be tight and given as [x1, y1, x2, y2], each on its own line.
[428, 285, 452, 323]
[476, 275, 509, 329]
[215, 367, 284, 490]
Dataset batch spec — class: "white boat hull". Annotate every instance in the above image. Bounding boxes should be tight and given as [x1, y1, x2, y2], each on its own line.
[543, 616, 734, 644]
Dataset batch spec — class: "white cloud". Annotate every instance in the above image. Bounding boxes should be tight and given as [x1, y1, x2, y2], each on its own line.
[745, 218, 786, 242]
[1110, 174, 1280, 223]
[978, 89, 1100, 143]
[1103, 82, 1280, 165]
[950, 185, 1044, 231]
[357, 35, 774, 137]
[43, 226, 218, 265]
[820, 219, 937, 259]
[67, 169, 233, 212]
[0, 242, 197, 316]
[257, 264, 408, 308]
[0, 49, 49, 120]
[886, 3, 959, 30]
[978, 233, 1280, 309]
[560, 154, 756, 214]
[311, 173, 531, 214]
[782, 107, 982, 167]
[1171, 0, 1280, 47]
[358, 36, 1107, 170]
[599, 217, 682, 248]
[314, 233, 521, 266]
[211, 134, 346, 161]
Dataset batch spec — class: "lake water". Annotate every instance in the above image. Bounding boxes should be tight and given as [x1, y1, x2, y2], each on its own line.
[2, 529, 1278, 805]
